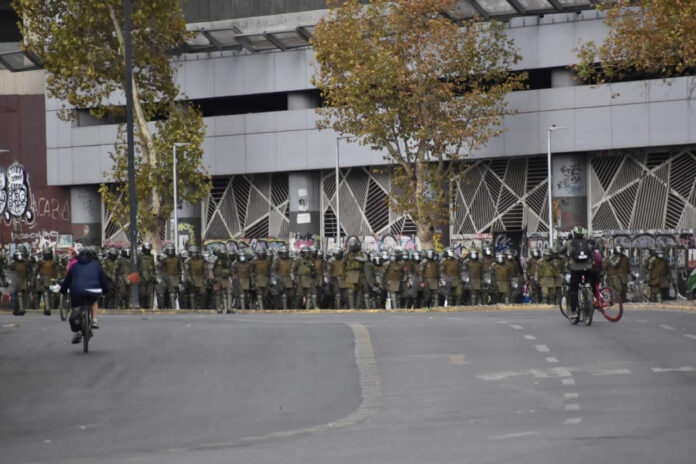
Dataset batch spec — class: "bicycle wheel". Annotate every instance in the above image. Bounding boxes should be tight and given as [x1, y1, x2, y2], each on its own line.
[59, 298, 69, 321]
[581, 287, 593, 326]
[598, 287, 623, 322]
[81, 305, 91, 353]
[559, 290, 570, 319]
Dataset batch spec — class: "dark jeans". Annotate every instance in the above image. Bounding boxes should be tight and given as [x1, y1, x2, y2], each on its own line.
[569, 269, 598, 312]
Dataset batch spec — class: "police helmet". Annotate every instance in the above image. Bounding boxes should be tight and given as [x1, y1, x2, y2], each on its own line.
[142, 242, 152, 255]
[572, 226, 587, 239]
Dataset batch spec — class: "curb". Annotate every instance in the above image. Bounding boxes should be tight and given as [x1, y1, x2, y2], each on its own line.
[1, 302, 694, 316]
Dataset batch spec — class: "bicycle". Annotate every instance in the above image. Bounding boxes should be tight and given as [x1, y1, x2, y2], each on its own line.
[49, 281, 71, 321]
[560, 273, 623, 325]
[77, 289, 102, 353]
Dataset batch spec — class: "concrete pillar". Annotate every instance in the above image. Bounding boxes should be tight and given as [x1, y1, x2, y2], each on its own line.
[289, 172, 320, 236]
[71, 187, 101, 245]
[287, 91, 318, 110]
[173, 193, 202, 249]
[551, 154, 588, 233]
[551, 69, 579, 88]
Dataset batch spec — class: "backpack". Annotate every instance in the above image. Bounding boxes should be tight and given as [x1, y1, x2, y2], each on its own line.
[570, 239, 590, 262]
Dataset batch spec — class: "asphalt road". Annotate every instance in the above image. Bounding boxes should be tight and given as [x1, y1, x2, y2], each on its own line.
[1, 307, 695, 464]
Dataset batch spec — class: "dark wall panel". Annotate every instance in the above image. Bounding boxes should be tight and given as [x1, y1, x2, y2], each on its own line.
[180, 0, 330, 22]
[0, 95, 72, 245]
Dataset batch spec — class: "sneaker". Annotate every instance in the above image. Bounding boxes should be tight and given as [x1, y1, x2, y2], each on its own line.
[91, 320, 100, 329]
[71, 333, 82, 344]
[569, 311, 578, 320]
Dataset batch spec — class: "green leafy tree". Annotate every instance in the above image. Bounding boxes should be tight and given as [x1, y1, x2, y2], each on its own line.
[311, 0, 524, 247]
[14, 0, 211, 250]
[575, 0, 696, 83]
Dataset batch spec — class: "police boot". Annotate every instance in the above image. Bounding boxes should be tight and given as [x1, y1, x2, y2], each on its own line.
[189, 293, 197, 310]
[238, 294, 245, 310]
[215, 293, 224, 313]
[503, 295, 510, 305]
[334, 295, 342, 310]
[471, 293, 479, 306]
[347, 291, 356, 309]
[226, 291, 235, 313]
[168, 292, 177, 309]
[656, 291, 663, 304]
[257, 293, 264, 310]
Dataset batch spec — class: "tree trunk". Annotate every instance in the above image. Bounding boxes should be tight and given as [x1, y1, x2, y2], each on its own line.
[108, 5, 160, 216]
[414, 162, 433, 250]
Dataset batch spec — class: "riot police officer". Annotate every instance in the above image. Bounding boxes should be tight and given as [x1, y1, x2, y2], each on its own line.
[439, 248, 464, 306]
[37, 247, 60, 315]
[292, 246, 317, 309]
[525, 249, 542, 303]
[139, 242, 156, 309]
[648, 248, 669, 303]
[186, 246, 208, 309]
[466, 249, 483, 305]
[159, 244, 183, 309]
[493, 253, 512, 304]
[10, 252, 29, 315]
[272, 246, 294, 309]
[328, 248, 347, 309]
[232, 251, 253, 310]
[343, 238, 368, 309]
[421, 249, 440, 308]
[604, 245, 630, 301]
[251, 248, 271, 309]
[212, 248, 233, 313]
[115, 248, 132, 308]
[536, 249, 557, 304]
[383, 249, 406, 309]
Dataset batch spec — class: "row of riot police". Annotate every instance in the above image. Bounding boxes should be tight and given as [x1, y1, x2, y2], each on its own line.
[2, 246, 68, 316]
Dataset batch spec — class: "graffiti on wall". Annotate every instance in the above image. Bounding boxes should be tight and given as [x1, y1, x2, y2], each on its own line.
[556, 162, 584, 196]
[0, 164, 34, 224]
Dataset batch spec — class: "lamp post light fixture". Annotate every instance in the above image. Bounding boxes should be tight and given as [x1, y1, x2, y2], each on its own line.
[547, 125, 567, 249]
[173, 142, 189, 254]
[335, 136, 351, 248]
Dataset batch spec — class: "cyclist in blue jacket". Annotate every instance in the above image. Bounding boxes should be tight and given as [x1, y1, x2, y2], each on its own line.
[59, 247, 110, 344]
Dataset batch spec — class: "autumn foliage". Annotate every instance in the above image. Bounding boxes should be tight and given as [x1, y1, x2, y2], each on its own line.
[311, 0, 524, 246]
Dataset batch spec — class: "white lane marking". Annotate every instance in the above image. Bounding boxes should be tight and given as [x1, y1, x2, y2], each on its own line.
[524, 335, 537, 340]
[565, 417, 582, 425]
[535, 344, 550, 353]
[562, 378, 576, 386]
[510, 324, 523, 330]
[545, 357, 559, 363]
[660, 324, 676, 331]
[684, 334, 696, 340]
[593, 368, 632, 376]
[564, 392, 579, 399]
[651, 367, 695, 373]
[565, 404, 581, 411]
[637, 320, 648, 323]
[492, 431, 539, 440]
[554, 367, 572, 378]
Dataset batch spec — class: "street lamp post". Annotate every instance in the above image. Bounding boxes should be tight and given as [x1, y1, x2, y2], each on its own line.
[335, 136, 350, 248]
[173, 143, 189, 254]
[547, 125, 567, 249]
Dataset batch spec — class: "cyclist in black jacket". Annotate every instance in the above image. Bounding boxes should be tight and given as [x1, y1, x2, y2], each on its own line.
[60, 247, 109, 344]
[558, 226, 594, 320]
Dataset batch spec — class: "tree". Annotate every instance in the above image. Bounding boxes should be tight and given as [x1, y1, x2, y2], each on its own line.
[14, 0, 211, 250]
[575, 0, 696, 83]
[311, 0, 524, 247]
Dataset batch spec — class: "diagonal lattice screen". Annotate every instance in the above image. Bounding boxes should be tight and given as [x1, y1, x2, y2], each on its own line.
[590, 148, 696, 232]
[203, 173, 289, 240]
